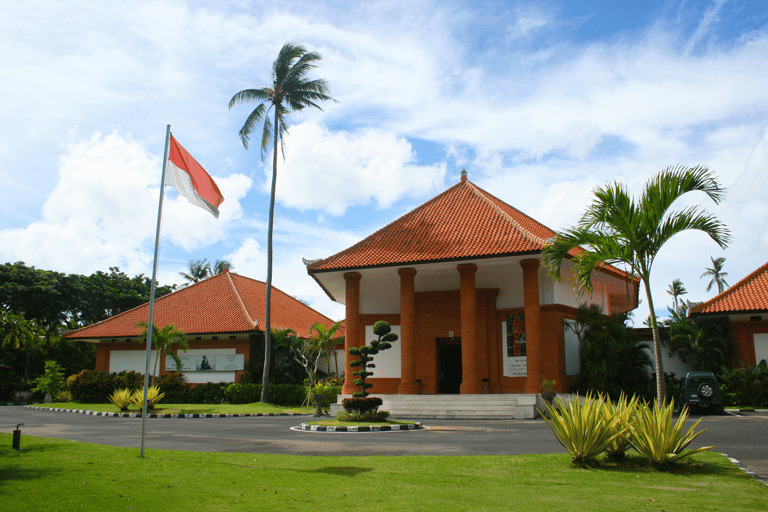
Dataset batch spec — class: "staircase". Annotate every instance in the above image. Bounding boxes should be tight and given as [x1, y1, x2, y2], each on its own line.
[330, 394, 540, 420]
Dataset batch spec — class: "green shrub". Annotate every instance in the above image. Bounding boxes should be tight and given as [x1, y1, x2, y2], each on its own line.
[310, 383, 341, 408]
[155, 372, 187, 392]
[225, 383, 260, 404]
[33, 360, 66, 397]
[67, 370, 116, 403]
[268, 383, 306, 405]
[628, 400, 712, 465]
[544, 394, 623, 463]
[112, 370, 144, 390]
[342, 397, 383, 414]
[336, 410, 390, 422]
[187, 382, 228, 404]
[719, 362, 768, 406]
[109, 388, 133, 411]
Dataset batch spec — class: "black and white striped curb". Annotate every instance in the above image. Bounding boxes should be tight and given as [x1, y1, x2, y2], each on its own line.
[722, 453, 768, 487]
[295, 422, 423, 432]
[24, 406, 309, 418]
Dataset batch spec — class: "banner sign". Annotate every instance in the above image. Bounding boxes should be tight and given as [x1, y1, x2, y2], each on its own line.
[166, 354, 244, 372]
[503, 356, 527, 377]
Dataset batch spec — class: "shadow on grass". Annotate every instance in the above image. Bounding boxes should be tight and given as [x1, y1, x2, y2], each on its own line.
[0, 465, 63, 489]
[595, 454, 739, 478]
[308, 466, 374, 477]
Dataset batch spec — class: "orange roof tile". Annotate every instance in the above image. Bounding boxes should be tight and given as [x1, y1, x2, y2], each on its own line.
[307, 178, 633, 282]
[690, 260, 768, 315]
[62, 271, 335, 340]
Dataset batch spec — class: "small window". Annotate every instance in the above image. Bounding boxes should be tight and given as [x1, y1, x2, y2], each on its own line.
[751, 316, 762, 322]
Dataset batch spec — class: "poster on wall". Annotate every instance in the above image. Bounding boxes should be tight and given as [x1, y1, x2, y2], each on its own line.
[166, 354, 244, 372]
[504, 356, 527, 377]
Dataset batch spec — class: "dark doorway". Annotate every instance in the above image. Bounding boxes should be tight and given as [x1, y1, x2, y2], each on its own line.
[436, 337, 462, 394]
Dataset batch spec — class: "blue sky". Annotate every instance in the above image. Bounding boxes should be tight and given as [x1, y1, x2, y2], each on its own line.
[1, 0, 767, 322]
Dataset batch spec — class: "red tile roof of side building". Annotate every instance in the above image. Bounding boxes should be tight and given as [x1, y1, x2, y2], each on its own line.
[690, 260, 768, 315]
[62, 271, 336, 340]
[307, 177, 635, 282]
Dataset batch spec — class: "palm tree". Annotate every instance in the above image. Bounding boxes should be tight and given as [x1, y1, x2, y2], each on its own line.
[212, 260, 233, 275]
[667, 278, 687, 312]
[541, 164, 731, 403]
[229, 42, 335, 403]
[179, 259, 211, 283]
[669, 310, 734, 372]
[701, 256, 728, 294]
[138, 322, 189, 384]
[307, 320, 345, 377]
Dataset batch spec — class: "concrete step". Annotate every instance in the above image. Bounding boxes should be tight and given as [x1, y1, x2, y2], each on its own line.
[331, 394, 541, 420]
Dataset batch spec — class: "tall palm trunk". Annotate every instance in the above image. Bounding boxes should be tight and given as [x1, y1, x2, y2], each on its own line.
[643, 274, 666, 403]
[260, 106, 280, 403]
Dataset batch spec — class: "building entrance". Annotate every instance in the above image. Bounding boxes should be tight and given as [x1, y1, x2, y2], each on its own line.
[436, 337, 462, 394]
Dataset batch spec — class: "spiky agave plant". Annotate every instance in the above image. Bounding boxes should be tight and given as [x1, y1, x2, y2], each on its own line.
[109, 388, 133, 411]
[544, 393, 624, 463]
[603, 392, 641, 459]
[130, 386, 166, 410]
[628, 400, 712, 465]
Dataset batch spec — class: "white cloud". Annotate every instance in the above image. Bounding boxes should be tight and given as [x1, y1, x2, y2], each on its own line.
[0, 132, 251, 276]
[273, 122, 446, 215]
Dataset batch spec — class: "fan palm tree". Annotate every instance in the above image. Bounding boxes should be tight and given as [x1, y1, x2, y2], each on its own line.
[229, 42, 335, 403]
[179, 259, 211, 283]
[701, 256, 728, 294]
[541, 164, 731, 403]
[667, 278, 687, 313]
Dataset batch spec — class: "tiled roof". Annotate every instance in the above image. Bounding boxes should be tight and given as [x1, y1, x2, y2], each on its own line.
[307, 178, 631, 282]
[690, 260, 768, 315]
[62, 271, 335, 340]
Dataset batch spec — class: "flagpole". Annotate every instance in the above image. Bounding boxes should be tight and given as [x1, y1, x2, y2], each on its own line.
[140, 124, 171, 458]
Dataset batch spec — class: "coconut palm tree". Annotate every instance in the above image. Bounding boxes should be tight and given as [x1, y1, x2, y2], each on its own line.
[541, 164, 731, 403]
[212, 260, 233, 275]
[307, 320, 345, 378]
[667, 278, 687, 313]
[701, 256, 729, 294]
[229, 42, 335, 403]
[179, 259, 211, 283]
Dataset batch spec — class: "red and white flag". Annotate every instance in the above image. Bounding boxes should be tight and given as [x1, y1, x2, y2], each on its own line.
[165, 134, 224, 218]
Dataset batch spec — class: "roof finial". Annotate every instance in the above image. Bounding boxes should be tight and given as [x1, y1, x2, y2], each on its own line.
[460, 168, 467, 182]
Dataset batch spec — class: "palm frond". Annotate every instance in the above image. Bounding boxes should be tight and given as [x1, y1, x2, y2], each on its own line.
[228, 88, 272, 109]
[238, 102, 268, 151]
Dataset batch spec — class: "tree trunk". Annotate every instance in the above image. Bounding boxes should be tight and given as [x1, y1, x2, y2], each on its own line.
[644, 276, 666, 403]
[260, 106, 280, 404]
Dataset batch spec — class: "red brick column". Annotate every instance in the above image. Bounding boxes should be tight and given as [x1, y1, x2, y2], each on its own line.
[398, 268, 417, 394]
[343, 272, 362, 395]
[521, 259, 543, 394]
[458, 263, 481, 394]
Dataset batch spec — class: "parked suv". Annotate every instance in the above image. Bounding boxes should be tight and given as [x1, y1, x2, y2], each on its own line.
[678, 371, 724, 414]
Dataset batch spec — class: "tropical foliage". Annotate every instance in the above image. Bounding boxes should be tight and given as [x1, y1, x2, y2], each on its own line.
[229, 42, 334, 403]
[542, 165, 731, 403]
[666, 278, 687, 313]
[109, 388, 133, 411]
[667, 305, 735, 373]
[544, 394, 623, 463]
[603, 393, 640, 459]
[566, 304, 652, 400]
[32, 360, 66, 397]
[138, 323, 189, 383]
[179, 259, 211, 283]
[130, 385, 165, 410]
[719, 362, 768, 407]
[628, 400, 712, 465]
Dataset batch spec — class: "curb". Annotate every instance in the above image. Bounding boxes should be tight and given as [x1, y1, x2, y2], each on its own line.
[296, 422, 423, 432]
[723, 453, 768, 487]
[24, 406, 310, 418]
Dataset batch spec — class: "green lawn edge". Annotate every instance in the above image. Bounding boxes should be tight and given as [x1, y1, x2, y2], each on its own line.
[28, 402, 315, 415]
[1, 435, 765, 512]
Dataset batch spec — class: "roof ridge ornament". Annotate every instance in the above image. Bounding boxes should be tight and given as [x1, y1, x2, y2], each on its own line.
[460, 168, 467, 182]
[302, 257, 322, 266]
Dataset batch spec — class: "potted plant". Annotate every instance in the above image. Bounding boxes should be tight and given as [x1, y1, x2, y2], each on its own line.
[541, 379, 557, 403]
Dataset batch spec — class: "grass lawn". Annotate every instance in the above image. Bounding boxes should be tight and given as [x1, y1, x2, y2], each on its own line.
[29, 402, 315, 415]
[1, 435, 766, 511]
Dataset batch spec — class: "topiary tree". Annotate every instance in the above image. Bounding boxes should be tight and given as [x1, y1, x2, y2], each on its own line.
[348, 320, 397, 398]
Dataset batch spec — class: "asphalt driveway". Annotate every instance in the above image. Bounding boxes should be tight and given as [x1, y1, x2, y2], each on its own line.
[2, 406, 766, 484]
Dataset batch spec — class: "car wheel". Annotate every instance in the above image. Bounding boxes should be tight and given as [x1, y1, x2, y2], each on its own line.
[698, 382, 714, 398]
